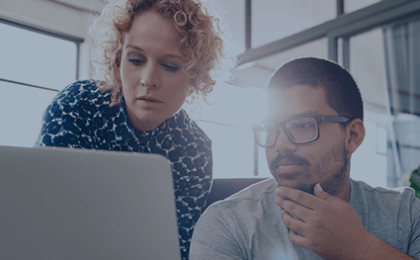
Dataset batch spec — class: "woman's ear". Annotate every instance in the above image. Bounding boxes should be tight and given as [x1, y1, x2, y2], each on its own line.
[346, 118, 365, 154]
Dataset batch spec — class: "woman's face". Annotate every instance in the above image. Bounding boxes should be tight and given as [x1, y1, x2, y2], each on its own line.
[120, 11, 192, 131]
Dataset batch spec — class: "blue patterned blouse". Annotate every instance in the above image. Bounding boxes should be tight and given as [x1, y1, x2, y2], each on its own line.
[35, 80, 213, 260]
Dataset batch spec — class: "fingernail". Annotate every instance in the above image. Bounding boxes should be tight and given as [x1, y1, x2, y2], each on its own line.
[316, 183, 323, 192]
[276, 187, 282, 195]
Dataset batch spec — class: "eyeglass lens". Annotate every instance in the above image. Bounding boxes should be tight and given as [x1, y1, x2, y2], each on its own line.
[255, 117, 318, 146]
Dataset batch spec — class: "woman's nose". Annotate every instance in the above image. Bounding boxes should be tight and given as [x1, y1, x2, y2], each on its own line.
[140, 63, 160, 88]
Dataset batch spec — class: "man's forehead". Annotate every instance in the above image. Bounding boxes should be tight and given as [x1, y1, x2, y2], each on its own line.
[266, 85, 330, 120]
[265, 110, 320, 122]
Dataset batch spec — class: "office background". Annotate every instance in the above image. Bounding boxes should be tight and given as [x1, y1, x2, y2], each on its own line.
[1, 0, 420, 188]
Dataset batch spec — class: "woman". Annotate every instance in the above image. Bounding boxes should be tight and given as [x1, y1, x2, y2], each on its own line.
[36, 0, 228, 258]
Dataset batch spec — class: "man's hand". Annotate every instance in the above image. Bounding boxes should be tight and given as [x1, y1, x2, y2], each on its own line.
[275, 183, 372, 260]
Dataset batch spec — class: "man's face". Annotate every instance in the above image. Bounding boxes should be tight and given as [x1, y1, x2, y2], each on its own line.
[265, 85, 349, 196]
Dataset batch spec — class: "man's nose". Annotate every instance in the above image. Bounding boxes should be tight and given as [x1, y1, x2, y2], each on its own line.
[272, 128, 297, 152]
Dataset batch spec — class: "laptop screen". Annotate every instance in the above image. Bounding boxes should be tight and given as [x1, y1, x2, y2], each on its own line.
[0, 145, 181, 260]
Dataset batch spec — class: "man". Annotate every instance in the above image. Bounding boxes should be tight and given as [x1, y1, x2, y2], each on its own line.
[190, 57, 420, 259]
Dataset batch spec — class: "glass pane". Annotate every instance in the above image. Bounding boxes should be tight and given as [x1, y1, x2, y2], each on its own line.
[345, 0, 381, 13]
[214, 0, 245, 55]
[350, 29, 387, 114]
[0, 81, 58, 147]
[0, 22, 77, 91]
[382, 20, 420, 188]
[348, 28, 391, 188]
[252, 1, 335, 48]
[183, 82, 267, 178]
[351, 118, 388, 188]
[196, 121, 255, 179]
[184, 82, 267, 129]
[233, 38, 328, 90]
[394, 114, 420, 184]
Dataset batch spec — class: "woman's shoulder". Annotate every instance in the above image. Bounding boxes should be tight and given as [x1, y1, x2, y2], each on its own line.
[52, 80, 113, 108]
[165, 109, 212, 152]
[177, 109, 210, 137]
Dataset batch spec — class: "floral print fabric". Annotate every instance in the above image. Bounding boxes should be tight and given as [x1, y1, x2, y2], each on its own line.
[36, 80, 213, 259]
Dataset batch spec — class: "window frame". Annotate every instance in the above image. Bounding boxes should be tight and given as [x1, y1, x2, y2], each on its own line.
[0, 18, 83, 88]
[240, 0, 420, 179]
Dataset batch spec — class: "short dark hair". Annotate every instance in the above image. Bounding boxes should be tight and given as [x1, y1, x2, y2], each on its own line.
[267, 57, 364, 121]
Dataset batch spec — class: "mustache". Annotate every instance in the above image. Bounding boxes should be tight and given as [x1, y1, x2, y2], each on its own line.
[269, 150, 310, 171]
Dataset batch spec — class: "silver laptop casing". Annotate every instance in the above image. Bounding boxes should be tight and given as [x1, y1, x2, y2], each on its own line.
[0, 145, 181, 260]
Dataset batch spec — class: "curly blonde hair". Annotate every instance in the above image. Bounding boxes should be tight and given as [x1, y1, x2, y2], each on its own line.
[90, 0, 228, 106]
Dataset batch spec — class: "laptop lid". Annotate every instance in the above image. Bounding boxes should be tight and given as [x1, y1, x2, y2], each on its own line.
[0, 145, 181, 260]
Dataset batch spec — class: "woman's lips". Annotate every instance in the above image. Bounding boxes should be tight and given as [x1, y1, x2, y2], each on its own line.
[135, 96, 164, 110]
[136, 96, 163, 103]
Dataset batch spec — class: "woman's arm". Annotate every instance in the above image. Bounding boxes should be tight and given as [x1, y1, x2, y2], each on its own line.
[35, 81, 101, 149]
[168, 117, 213, 260]
[174, 146, 212, 260]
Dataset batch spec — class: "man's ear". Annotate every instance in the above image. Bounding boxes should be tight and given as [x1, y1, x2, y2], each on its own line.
[346, 118, 365, 154]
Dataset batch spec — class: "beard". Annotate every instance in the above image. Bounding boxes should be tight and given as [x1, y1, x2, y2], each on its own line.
[313, 143, 349, 196]
[274, 142, 349, 196]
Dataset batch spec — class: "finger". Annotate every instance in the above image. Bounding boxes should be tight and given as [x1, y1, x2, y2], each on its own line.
[313, 183, 338, 203]
[275, 196, 294, 208]
[275, 196, 284, 207]
[289, 229, 306, 248]
[276, 186, 322, 210]
[280, 197, 313, 222]
[281, 211, 306, 236]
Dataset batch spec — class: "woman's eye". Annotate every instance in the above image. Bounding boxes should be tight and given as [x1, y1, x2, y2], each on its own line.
[129, 58, 144, 66]
[163, 63, 180, 72]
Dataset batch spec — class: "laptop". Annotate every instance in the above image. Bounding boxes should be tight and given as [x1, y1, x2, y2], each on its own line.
[0, 145, 181, 260]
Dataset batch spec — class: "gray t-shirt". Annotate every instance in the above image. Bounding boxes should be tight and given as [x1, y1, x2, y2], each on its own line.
[190, 178, 420, 260]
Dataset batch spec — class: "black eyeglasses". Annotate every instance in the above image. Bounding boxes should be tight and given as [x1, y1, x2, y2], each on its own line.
[252, 115, 351, 147]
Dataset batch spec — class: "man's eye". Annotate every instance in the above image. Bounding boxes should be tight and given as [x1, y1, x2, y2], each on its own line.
[163, 63, 180, 72]
[299, 123, 311, 128]
[129, 59, 144, 66]
[294, 122, 315, 129]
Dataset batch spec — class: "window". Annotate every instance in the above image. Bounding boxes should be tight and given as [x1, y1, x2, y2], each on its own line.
[183, 83, 266, 178]
[382, 19, 420, 187]
[251, 0, 335, 48]
[233, 0, 420, 188]
[3, 0, 419, 187]
[348, 28, 389, 187]
[347, 23, 420, 188]
[345, 0, 381, 14]
[0, 21, 79, 147]
[214, 0, 246, 55]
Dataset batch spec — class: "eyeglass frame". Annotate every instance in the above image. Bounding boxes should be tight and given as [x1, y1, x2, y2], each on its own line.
[252, 115, 352, 147]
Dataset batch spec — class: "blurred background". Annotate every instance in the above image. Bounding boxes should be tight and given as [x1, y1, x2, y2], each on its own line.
[1, 0, 420, 188]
